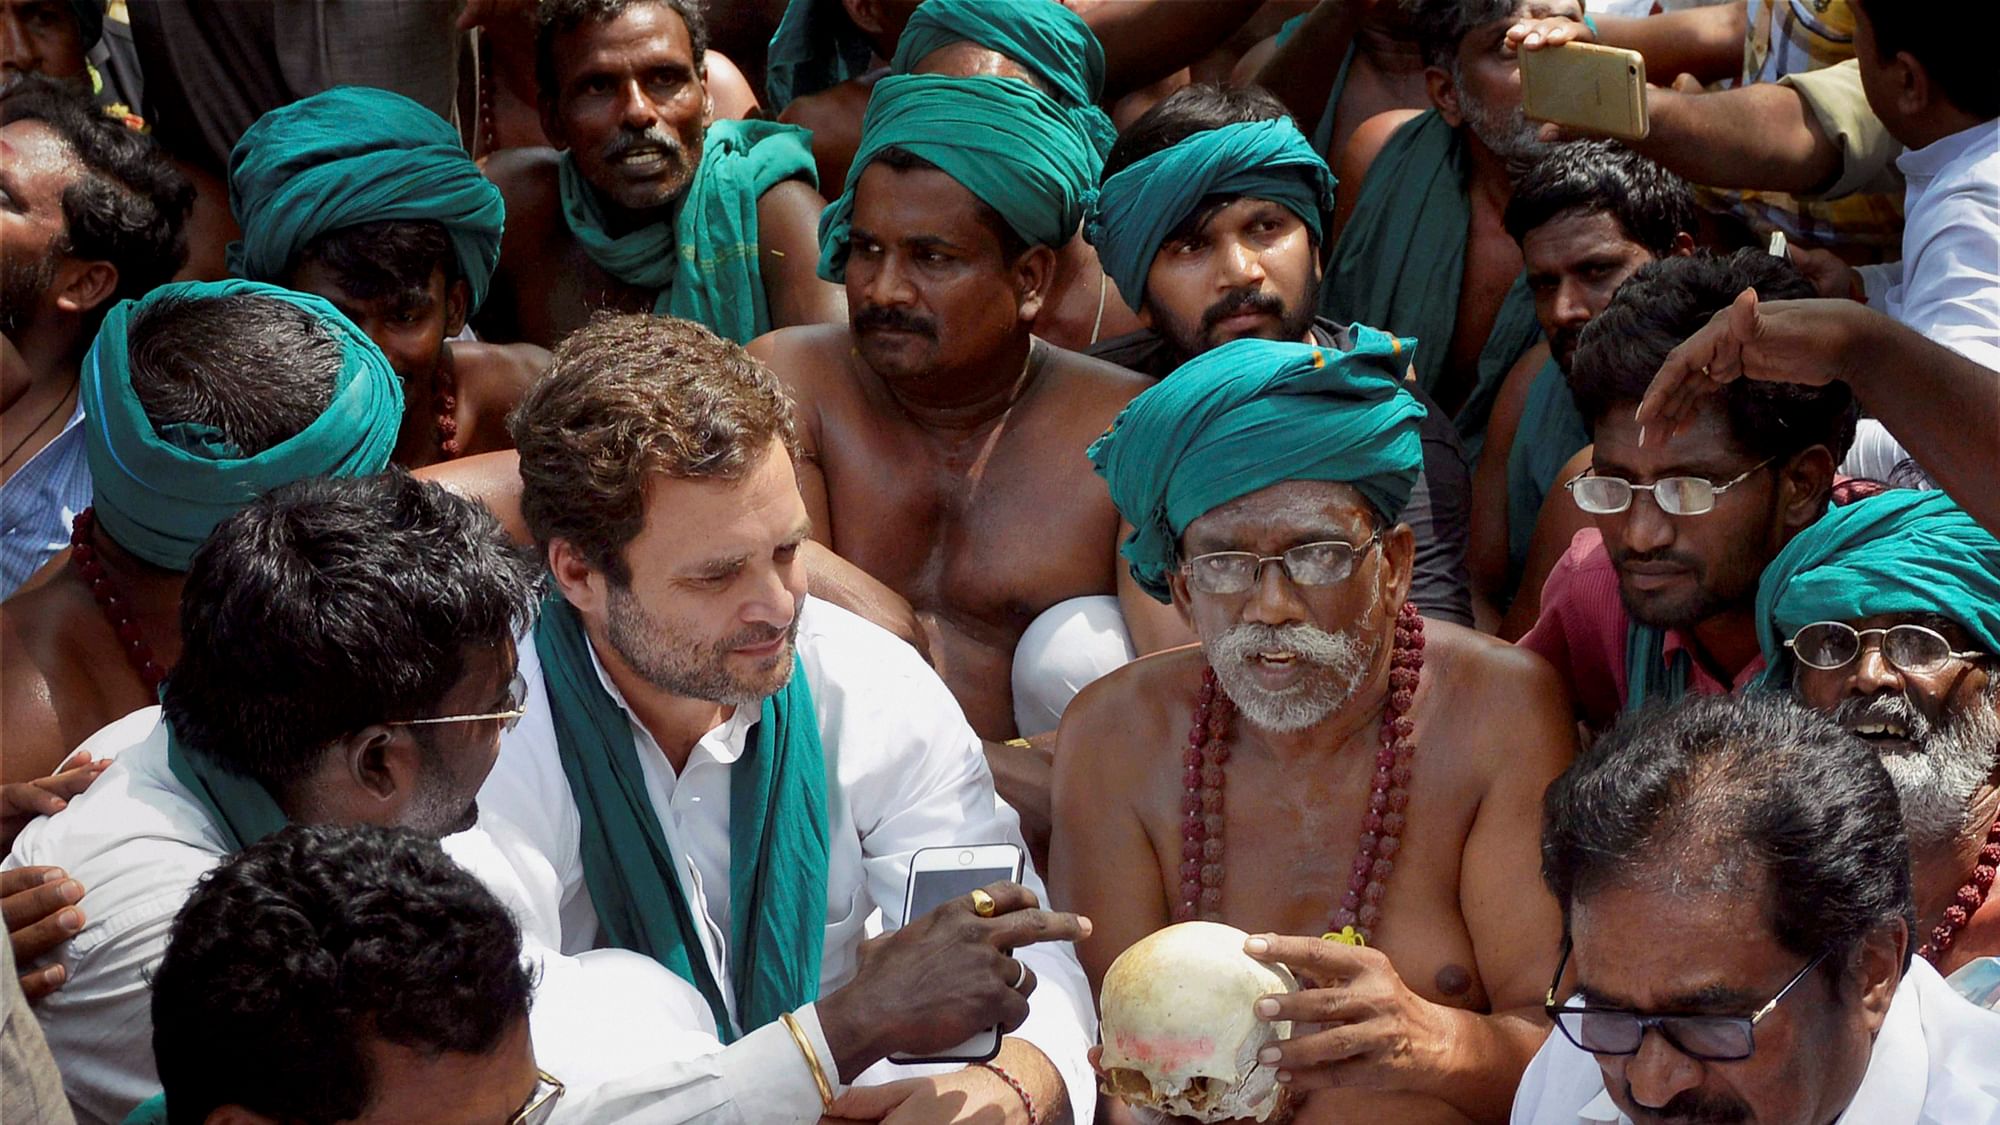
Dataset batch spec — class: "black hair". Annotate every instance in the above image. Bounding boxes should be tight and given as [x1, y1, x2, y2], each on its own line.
[1543, 693, 1916, 991]
[150, 824, 535, 1125]
[126, 292, 344, 456]
[1853, 0, 1998, 121]
[162, 469, 540, 789]
[870, 145, 1030, 263]
[1406, 0, 1521, 70]
[536, 0, 708, 104]
[297, 219, 462, 312]
[1100, 82, 1313, 253]
[1502, 140, 1698, 257]
[0, 74, 193, 307]
[1568, 250, 1858, 463]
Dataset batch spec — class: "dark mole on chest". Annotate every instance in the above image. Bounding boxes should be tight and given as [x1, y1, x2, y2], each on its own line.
[1435, 963, 1473, 997]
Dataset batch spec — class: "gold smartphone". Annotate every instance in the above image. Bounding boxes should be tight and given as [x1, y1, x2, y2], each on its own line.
[1520, 41, 1649, 141]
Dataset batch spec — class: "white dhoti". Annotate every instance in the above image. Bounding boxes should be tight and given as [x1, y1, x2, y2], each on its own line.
[1011, 595, 1137, 736]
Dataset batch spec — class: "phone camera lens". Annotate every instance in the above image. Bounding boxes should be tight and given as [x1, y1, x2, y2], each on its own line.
[959, 850, 975, 864]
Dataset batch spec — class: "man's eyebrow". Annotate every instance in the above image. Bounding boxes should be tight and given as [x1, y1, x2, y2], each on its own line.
[687, 552, 750, 579]
[1575, 981, 1761, 1014]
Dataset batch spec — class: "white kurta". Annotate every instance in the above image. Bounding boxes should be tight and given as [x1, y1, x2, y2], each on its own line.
[478, 596, 1098, 1122]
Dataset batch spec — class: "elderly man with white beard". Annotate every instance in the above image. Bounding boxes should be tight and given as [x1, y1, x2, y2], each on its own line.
[1755, 488, 2000, 1008]
[1051, 337, 1578, 1121]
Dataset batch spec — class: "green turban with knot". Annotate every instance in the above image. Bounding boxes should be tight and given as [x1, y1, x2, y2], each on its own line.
[1089, 333, 1425, 603]
[889, 0, 1116, 161]
[817, 73, 1097, 282]
[81, 280, 403, 571]
[1756, 489, 2000, 687]
[227, 86, 505, 312]
[1086, 117, 1335, 311]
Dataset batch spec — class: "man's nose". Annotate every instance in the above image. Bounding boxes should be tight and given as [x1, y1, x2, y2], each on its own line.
[1217, 237, 1265, 290]
[1241, 559, 1308, 628]
[1847, 638, 1904, 697]
[617, 78, 659, 129]
[1553, 277, 1594, 329]
[0, 14, 37, 72]
[1613, 491, 1676, 557]
[1622, 1029, 1706, 1110]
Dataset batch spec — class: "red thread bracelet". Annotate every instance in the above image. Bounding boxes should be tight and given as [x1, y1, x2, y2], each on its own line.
[979, 1061, 1036, 1125]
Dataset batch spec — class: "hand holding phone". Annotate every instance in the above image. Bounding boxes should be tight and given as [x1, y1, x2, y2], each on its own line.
[1520, 41, 1650, 141]
[891, 844, 1026, 1064]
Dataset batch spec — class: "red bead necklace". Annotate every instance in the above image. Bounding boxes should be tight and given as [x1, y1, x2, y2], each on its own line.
[66, 508, 167, 695]
[434, 359, 461, 460]
[1175, 602, 1425, 946]
[1920, 806, 2000, 965]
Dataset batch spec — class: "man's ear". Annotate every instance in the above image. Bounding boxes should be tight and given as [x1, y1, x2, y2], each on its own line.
[444, 278, 471, 338]
[52, 260, 119, 317]
[1668, 231, 1697, 258]
[1889, 51, 1931, 119]
[342, 724, 423, 808]
[1167, 565, 1196, 632]
[1850, 919, 1906, 1034]
[842, 0, 889, 39]
[1378, 521, 1417, 617]
[1426, 65, 1463, 125]
[548, 537, 608, 618]
[1777, 445, 1838, 534]
[1013, 243, 1058, 323]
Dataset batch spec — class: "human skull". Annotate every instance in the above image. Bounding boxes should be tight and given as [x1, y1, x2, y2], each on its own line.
[1096, 921, 1298, 1122]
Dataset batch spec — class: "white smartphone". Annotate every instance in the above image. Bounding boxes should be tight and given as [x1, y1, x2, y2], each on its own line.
[888, 842, 1026, 1065]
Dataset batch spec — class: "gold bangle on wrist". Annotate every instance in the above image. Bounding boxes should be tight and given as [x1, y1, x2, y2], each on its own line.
[779, 1010, 835, 1112]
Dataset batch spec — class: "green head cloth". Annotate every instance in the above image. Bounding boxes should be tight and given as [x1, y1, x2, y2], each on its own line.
[889, 0, 1115, 160]
[81, 280, 402, 571]
[1085, 117, 1334, 311]
[1089, 333, 1425, 602]
[227, 86, 504, 312]
[1756, 489, 2000, 687]
[818, 73, 1097, 282]
[765, 0, 878, 110]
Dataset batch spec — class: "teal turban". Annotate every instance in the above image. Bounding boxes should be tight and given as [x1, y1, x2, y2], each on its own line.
[1085, 118, 1335, 311]
[1089, 333, 1425, 602]
[81, 280, 403, 571]
[765, 0, 877, 110]
[818, 74, 1097, 282]
[889, 0, 1116, 161]
[1756, 489, 2000, 686]
[227, 86, 505, 312]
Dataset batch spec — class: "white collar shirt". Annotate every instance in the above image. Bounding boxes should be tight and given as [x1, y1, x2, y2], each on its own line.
[1510, 957, 2000, 1124]
[1860, 119, 2000, 371]
[480, 596, 1097, 1124]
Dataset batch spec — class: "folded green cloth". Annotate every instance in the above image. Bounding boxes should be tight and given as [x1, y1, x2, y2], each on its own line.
[890, 0, 1115, 160]
[765, 0, 877, 110]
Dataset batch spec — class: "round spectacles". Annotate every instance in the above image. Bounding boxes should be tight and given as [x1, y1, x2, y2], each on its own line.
[1785, 621, 1985, 676]
[1566, 459, 1773, 516]
[391, 672, 530, 734]
[1182, 534, 1380, 596]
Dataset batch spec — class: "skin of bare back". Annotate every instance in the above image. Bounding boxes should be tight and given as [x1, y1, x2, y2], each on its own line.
[1052, 479, 1576, 1123]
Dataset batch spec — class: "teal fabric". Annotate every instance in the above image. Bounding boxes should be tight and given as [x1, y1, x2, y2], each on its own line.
[164, 724, 289, 856]
[889, 0, 1116, 160]
[1755, 490, 2000, 687]
[1085, 117, 1335, 310]
[1089, 333, 1425, 602]
[1321, 110, 1543, 443]
[557, 119, 817, 343]
[819, 74, 1098, 282]
[227, 86, 505, 311]
[532, 597, 829, 1040]
[119, 1094, 165, 1125]
[81, 280, 402, 570]
[1505, 357, 1591, 581]
[765, 0, 878, 110]
[1624, 620, 1691, 713]
[1270, 16, 1355, 158]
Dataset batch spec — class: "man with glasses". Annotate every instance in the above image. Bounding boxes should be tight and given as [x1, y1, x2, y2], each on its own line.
[1520, 251, 1858, 731]
[1518, 691, 2000, 1123]
[133, 824, 563, 1125]
[4, 470, 541, 1123]
[1753, 488, 2000, 1008]
[1054, 337, 1577, 1121]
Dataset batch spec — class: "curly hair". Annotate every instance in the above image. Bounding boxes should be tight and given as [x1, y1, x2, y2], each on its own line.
[1502, 140, 1699, 258]
[510, 312, 798, 586]
[149, 824, 535, 1125]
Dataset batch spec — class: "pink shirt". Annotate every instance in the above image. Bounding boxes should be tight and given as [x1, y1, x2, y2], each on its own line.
[1519, 529, 1766, 730]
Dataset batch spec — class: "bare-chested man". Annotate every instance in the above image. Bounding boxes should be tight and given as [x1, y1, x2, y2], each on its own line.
[476, 0, 840, 347]
[1055, 336, 1574, 1122]
[1321, 0, 1577, 444]
[1236, 0, 1435, 176]
[750, 73, 1175, 777]
[228, 86, 547, 471]
[1, 282, 402, 785]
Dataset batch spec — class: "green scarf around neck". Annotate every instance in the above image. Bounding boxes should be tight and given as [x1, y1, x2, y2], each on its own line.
[532, 596, 829, 1040]
[1504, 356, 1591, 586]
[556, 119, 817, 344]
[1624, 619, 1692, 714]
[1320, 110, 1542, 445]
[165, 724, 290, 855]
[120, 1094, 166, 1125]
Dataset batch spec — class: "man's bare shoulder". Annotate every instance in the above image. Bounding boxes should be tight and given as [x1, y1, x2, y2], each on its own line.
[1, 584, 86, 779]
[748, 323, 857, 393]
[481, 146, 562, 209]
[1036, 343, 1152, 421]
[1059, 643, 1203, 773]
[455, 341, 549, 398]
[1420, 620, 1575, 771]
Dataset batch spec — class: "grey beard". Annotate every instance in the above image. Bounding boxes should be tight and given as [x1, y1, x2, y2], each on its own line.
[1454, 71, 1559, 168]
[1208, 622, 1371, 734]
[1835, 688, 2000, 851]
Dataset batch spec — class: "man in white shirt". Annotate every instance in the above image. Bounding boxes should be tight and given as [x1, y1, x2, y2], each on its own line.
[487, 313, 1098, 1124]
[1513, 692, 2000, 1125]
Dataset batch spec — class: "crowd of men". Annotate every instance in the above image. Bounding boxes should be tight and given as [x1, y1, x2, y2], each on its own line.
[1, 0, 1996, 1122]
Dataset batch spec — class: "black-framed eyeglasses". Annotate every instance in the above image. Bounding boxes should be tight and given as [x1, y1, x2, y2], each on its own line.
[1565, 458, 1774, 516]
[1786, 620, 1986, 677]
[390, 672, 529, 734]
[508, 1069, 565, 1125]
[1543, 939, 1828, 1062]
[1181, 534, 1381, 597]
